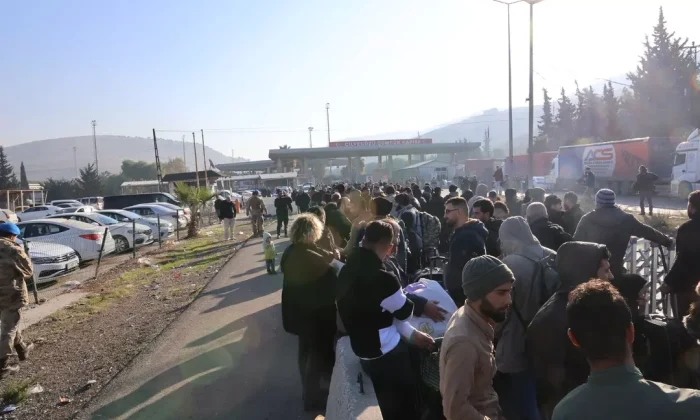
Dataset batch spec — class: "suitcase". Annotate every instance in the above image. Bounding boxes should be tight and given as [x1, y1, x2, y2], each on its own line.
[413, 248, 447, 287]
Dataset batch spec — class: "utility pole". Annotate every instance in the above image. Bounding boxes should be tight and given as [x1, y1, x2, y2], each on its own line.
[91, 120, 99, 173]
[152, 129, 163, 192]
[73, 146, 78, 179]
[192, 132, 200, 188]
[326, 103, 331, 144]
[231, 149, 235, 162]
[201, 129, 209, 188]
[182, 135, 187, 169]
[507, 2, 514, 174]
[308, 127, 314, 148]
[527, 2, 535, 189]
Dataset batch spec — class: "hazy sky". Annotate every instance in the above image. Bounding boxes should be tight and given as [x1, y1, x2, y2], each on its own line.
[1, 0, 697, 160]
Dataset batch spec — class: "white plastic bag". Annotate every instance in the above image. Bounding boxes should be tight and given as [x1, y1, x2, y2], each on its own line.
[404, 279, 458, 338]
[330, 260, 344, 276]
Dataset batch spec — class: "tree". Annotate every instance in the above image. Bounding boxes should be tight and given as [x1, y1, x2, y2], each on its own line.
[0, 146, 18, 190]
[538, 88, 555, 142]
[555, 88, 577, 146]
[172, 182, 215, 238]
[121, 160, 158, 181]
[603, 81, 621, 140]
[162, 158, 187, 175]
[482, 127, 491, 158]
[42, 178, 77, 201]
[627, 7, 698, 137]
[76, 163, 102, 196]
[19, 162, 29, 189]
[101, 172, 127, 195]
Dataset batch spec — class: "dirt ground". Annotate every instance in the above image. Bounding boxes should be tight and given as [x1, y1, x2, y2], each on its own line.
[0, 221, 260, 419]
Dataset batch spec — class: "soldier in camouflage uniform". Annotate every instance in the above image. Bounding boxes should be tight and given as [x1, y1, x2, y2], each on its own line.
[0, 223, 34, 376]
[246, 190, 267, 237]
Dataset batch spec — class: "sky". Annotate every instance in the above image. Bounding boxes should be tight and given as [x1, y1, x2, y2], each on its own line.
[1, 0, 698, 160]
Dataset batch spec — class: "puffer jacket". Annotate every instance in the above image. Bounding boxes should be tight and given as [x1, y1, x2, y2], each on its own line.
[573, 206, 672, 278]
[526, 241, 609, 418]
[529, 217, 572, 251]
[496, 217, 559, 374]
[444, 220, 488, 294]
[0, 238, 32, 310]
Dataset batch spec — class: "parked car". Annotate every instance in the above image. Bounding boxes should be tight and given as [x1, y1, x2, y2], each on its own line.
[17, 219, 116, 262]
[103, 193, 182, 210]
[125, 204, 189, 228]
[47, 213, 153, 253]
[49, 199, 83, 207]
[141, 202, 191, 223]
[55, 203, 82, 209]
[79, 196, 104, 210]
[56, 205, 96, 214]
[16, 205, 63, 222]
[23, 241, 80, 284]
[0, 209, 19, 223]
[96, 209, 174, 241]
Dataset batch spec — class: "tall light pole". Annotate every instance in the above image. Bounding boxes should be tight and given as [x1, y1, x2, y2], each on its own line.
[492, 0, 521, 175]
[182, 135, 187, 169]
[91, 120, 99, 173]
[524, 0, 544, 188]
[326, 103, 331, 145]
[308, 127, 314, 148]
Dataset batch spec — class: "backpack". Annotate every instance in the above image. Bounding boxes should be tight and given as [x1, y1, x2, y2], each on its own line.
[419, 212, 441, 249]
[510, 253, 559, 329]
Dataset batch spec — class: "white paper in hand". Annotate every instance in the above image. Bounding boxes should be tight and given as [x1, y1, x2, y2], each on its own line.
[404, 279, 458, 338]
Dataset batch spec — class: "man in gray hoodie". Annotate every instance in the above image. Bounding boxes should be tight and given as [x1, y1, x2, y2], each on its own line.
[495, 217, 560, 420]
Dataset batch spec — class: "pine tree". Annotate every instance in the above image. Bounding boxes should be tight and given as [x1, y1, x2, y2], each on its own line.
[555, 88, 576, 146]
[19, 162, 29, 189]
[603, 82, 621, 140]
[0, 146, 15, 190]
[574, 81, 586, 139]
[627, 7, 697, 136]
[482, 127, 491, 157]
[537, 88, 555, 150]
[76, 163, 102, 196]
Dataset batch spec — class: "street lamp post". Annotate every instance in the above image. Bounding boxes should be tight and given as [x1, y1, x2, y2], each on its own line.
[308, 127, 314, 148]
[326, 103, 331, 145]
[524, 0, 544, 189]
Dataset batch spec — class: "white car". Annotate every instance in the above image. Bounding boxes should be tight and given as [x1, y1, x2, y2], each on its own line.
[0, 209, 18, 223]
[16, 205, 63, 222]
[47, 213, 153, 253]
[24, 241, 80, 284]
[17, 219, 116, 262]
[125, 204, 189, 229]
[56, 205, 95, 214]
[49, 200, 83, 207]
[142, 202, 191, 223]
[96, 209, 174, 241]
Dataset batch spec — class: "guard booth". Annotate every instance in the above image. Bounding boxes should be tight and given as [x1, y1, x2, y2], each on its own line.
[0, 185, 46, 211]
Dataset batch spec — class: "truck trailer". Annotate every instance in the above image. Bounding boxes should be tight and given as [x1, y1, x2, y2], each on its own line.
[551, 137, 682, 194]
[504, 151, 558, 178]
[670, 129, 700, 198]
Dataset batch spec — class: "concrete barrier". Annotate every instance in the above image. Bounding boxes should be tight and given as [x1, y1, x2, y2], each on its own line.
[325, 336, 382, 420]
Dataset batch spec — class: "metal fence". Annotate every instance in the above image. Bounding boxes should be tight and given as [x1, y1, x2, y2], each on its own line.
[623, 237, 677, 318]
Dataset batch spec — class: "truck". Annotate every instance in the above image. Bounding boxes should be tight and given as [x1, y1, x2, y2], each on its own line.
[670, 128, 700, 198]
[504, 152, 558, 179]
[550, 137, 682, 194]
[463, 159, 504, 182]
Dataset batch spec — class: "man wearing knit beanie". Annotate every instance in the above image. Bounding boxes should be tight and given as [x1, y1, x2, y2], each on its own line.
[440, 255, 514, 420]
[595, 188, 616, 208]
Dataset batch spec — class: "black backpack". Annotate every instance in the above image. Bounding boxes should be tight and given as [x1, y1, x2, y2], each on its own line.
[510, 254, 559, 329]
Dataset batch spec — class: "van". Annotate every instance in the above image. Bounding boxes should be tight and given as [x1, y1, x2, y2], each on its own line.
[103, 193, 182, 210]
[79, 196, 104, 210]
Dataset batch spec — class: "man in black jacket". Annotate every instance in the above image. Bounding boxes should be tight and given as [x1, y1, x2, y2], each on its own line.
[526, 202, 572, 251]
[663, 190, 700, 317]
[472, 198, 502, 257]
[220, 197, 237, 241]
[544, 194, 566, 228]
[296, 189, 311, 213]
[443, 197, 488, 307]
[274, 190, 294, 238]
[579, 167, 596, 198]
[426, 187, 445, 220]
[337, 221, 435, 420]
[562, 191, 584, 235]
[636, 165, 659, 216]
[505, 188, 522, 218]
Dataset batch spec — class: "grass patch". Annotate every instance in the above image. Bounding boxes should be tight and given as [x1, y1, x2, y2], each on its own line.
[1, 378, 33, 405]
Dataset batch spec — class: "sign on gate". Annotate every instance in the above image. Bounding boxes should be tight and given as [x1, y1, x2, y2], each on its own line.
[329, 138, 432, 147]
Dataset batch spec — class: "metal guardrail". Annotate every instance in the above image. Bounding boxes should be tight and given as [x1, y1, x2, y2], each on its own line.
[623, 237, 677, 318]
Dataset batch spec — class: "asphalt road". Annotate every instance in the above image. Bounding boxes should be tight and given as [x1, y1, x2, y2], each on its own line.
[84, 221, 315, 420]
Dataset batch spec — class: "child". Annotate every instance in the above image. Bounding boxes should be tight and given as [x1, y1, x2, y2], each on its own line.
[263, 232, 277, 274]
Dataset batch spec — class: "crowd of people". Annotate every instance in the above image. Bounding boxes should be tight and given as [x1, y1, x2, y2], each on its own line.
[210, 171, 700, 419]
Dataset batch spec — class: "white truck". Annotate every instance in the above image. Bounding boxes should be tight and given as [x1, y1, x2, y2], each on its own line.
[670, 128, 700, 198]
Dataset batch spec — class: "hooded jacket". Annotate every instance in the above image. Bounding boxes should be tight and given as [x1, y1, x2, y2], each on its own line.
[573, 206, 672, 278]
[445, 220, 488, 293]
[527, 241, 609, 418]
[495, 217, 559, 373]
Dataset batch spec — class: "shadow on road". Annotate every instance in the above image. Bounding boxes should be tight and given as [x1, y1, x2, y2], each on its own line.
[199, 271, 282, 315]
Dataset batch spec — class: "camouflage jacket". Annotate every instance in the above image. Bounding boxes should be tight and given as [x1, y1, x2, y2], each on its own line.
[0, 238, 33, 309]
[246, 196, 267, 216]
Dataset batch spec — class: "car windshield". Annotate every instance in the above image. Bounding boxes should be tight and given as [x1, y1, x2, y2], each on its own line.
[92, 214, 118, 225]
[116, 210, 142, 220]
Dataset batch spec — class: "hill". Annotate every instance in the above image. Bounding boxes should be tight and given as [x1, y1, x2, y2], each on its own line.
[4, 136, 245, 181]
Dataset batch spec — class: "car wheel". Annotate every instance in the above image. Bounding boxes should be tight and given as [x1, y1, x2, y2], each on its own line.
[114, 235, 129, 253]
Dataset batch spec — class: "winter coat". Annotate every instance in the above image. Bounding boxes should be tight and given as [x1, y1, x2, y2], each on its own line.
[665, 215, 700, 293]
[274, 196, 293, 217]
[280, 243, 337, 337]
[562, 204, 584, 236]
[219, 200, 236, 219]
[246, 195, 266, 216]
[573, 206, 672, 278]
[548, 208, 566, 228]
[527, 241, 610, 418]
[296, 192, 311, 211]
[0, 238, 32, 310]
[484, 218, 503, 257]
[426, 194, 446, 220]
[496, 217, 559, 373]
[493, 168, 504, 183]
[529, 217, 572, 251]
[264, 241, 276, 260]
[440, 304, 505, 420]
[444, 220, 488, 294]
[635, 171, 659, 193]
[325, 205, 352, 246]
